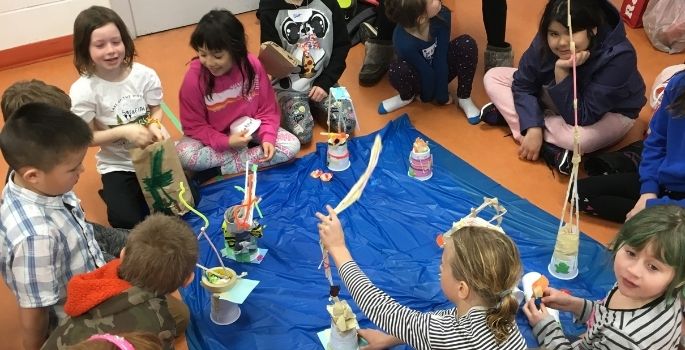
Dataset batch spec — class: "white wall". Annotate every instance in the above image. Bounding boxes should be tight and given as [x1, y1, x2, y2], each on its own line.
[0, 0, 110, 51]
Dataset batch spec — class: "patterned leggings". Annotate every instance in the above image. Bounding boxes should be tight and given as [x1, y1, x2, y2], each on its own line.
[278, 90, 357, 144]
[388, 34, 478, 100]
[176, 127, 301, 175]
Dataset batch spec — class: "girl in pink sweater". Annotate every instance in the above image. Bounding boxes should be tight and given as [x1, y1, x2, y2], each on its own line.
[177, 10, 300, 177]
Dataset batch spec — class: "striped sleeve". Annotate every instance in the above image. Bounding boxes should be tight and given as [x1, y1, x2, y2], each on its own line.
[339, 261, 433, 350]
[532, 316, 574, 350]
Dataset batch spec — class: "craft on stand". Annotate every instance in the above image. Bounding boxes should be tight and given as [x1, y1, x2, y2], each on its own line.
[317, 134, 383, 350]
[408, 137, 433, 181]
[322, 131, 351, 172]
[178, 183, 249, 325]
[326, 287, 360, 350]
[221, 161, 268, 263]
[435, 197, 507, 247]
[549, 0, 583, 280]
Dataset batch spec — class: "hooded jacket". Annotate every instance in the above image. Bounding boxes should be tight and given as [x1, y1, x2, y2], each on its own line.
[259, 0, 351, 93]
[512, 0, 646, 134]
[41, 259, 176, 350]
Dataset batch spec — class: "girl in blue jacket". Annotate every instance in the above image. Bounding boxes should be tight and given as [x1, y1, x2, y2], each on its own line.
[482, 0, 646, 174]
[576, 70, 685, 223]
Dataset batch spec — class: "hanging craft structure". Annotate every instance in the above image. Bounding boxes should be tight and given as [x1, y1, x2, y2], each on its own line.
[318, 135, 382, 350]
[549, 0, 583, 280]
[435, 197, 507, 248]
[222, 161, 267, 263]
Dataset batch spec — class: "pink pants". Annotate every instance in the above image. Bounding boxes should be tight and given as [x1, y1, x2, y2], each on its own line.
[483, 67, 635, 152]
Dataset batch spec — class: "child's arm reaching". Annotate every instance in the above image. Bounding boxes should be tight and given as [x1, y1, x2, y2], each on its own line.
[317, 206, 433, 350]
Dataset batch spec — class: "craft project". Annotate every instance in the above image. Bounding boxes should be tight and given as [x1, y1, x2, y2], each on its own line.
[317, 135, 382, 347]
[327, 86, 359, 134]
[258, 41, 299, 79]
[322, 132, 351, 172]
[229, 116, 261, 137]
[435, 197, 507, 247]
[221, 161, 267, 263]
[178, 183, 249, 325]
[326, 293, 360, 350]
[522, 272, 560, 323]
[549, 0, 584, 280]
[408, 137, 433, 181]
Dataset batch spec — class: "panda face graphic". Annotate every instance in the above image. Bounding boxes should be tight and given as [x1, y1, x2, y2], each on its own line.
[282, 10, 328, 45]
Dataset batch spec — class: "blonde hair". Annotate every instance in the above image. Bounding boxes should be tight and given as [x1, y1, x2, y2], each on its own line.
[448, 226, 522, 343]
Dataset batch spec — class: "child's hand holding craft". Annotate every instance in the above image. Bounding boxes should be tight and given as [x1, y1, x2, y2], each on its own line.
[121, 123, 155, 148]
[317, 205, 345, 251]
[523, 298, 551, 327]
[357, 328, 402, 350]
[229, 130, 252, 149]
[539, 287, 584, 317]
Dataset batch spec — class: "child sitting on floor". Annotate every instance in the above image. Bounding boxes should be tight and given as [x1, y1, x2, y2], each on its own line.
[482, 0, 645, 175]
[177, 9, 300, 179]
[0, 103, 110, 350]
[524, 205, 685, 349]
[259, 0, 357, 144]
[42, 214, 198, 349]
[378, 0, 480, 122]
[70, 6, 170, 229]
[316, 205, 526, 349]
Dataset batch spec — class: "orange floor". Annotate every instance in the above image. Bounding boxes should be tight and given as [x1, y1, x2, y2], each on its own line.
[1, 1, 684, 349]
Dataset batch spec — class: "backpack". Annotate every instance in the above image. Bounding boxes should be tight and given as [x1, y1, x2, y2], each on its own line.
[338, 0, 378, 46]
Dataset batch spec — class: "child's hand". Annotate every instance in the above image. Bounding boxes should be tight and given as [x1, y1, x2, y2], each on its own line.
[518, 127, 543, 161]
[522, 298, 551, 327]
[626, 193, 657, 221]
[229, 130, 252, 149]
[309, 86, 328, 102]
[316, 205, 346, 251]
[147, 121, 168, 141]
[555, 50, 591, 69]
[357, 329, 403, 350]
[260, 142, 275, 162]
[121, 124, 155, 148]
[540, 287, 580, 313]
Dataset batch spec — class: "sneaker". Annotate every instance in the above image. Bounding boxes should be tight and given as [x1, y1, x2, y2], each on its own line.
[479, 102, 507, 126]
[540, 142, 572, 175]
[359, 39, 394, 87]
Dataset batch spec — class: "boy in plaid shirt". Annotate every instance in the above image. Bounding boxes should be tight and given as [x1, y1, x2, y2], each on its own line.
[0, 103, 106, 350]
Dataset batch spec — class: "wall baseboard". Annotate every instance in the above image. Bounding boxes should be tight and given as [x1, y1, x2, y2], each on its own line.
[0, 35, 72, 71]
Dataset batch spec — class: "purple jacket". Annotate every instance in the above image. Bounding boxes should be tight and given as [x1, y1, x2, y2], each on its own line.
[512, 0, 646, 135]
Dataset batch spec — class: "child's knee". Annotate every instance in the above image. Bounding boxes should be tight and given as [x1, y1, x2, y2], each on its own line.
[454, 34, 478, 53]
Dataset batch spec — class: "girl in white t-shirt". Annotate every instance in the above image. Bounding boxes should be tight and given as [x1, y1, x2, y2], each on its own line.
[70, 6, 168, 229]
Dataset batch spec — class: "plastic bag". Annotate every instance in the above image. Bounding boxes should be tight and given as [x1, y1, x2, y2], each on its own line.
[650, 64, 685, 109]
[643, 0, 685, 53]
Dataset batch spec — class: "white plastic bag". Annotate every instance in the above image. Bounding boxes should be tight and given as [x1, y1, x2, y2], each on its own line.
[643, 0, 685, 53]
[650, 64, 685, 109]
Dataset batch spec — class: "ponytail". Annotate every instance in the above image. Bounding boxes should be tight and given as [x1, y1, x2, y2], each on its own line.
[486, 293, 519, 343]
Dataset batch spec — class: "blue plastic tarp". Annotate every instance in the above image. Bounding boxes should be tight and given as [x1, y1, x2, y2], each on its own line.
[180, 115, 615, 349]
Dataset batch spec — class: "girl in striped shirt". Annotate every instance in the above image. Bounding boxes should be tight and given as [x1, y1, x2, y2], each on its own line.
[524, 205, 685, 349]
[316, 205, 526, 350]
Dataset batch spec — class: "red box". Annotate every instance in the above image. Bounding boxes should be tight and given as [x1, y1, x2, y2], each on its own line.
[620, 0, 650, 28]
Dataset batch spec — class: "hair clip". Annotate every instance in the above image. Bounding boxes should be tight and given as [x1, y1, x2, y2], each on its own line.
[88, 334, 134, 350]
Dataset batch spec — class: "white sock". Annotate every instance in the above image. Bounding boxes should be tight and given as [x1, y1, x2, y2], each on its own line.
[458, 98, 481, 124]
[378, 95, 414, 114]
